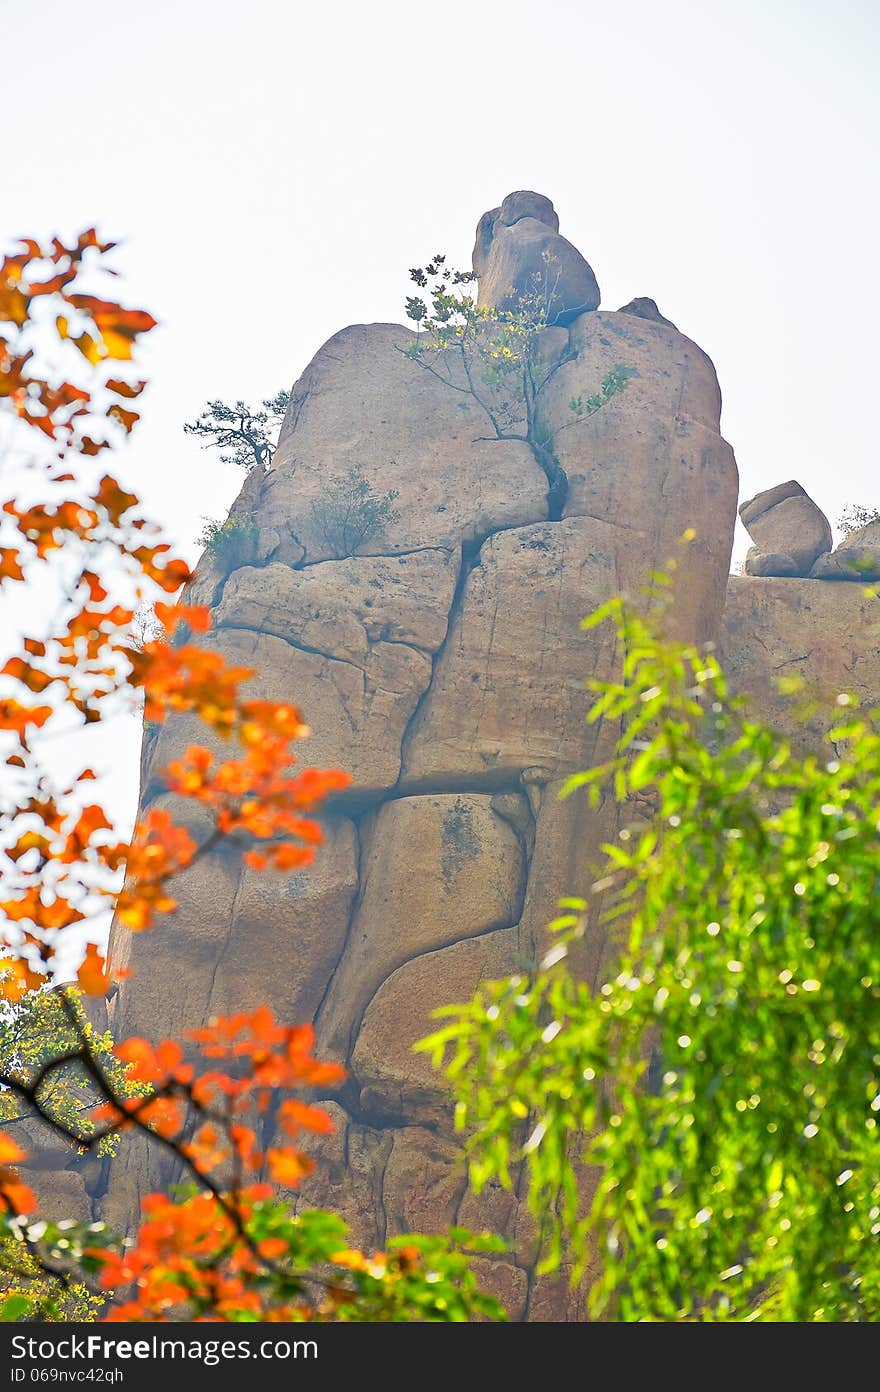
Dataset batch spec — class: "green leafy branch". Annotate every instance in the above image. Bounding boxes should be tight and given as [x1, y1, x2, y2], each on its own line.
[422, 578, 880, 1321]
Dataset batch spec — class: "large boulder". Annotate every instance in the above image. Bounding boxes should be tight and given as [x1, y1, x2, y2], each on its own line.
[217, 551, 458, 661]
[352, 926, 519, 1124]
[811, 520, 880, 580]
[474, 190, 600, 325]
[743, 546, 800, 577]
[740, 480, 832, 576]
[540, 309, 738, 642]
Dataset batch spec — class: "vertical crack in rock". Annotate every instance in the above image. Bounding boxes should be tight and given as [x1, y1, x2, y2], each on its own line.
[281, 386, 310, 440]
[397, 536, 479, 778]
[311, 817, 363, 1034]
[530, 426, 569, 521]
[203, 852, 250, 1021]
[376, 1135, 392, 1248]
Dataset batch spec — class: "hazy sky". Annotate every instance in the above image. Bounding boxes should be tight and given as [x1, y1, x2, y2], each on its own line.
[4, 0, 879, 923]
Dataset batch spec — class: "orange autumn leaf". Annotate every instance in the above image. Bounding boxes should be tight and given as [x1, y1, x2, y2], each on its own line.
[0, 282, 28, 327]
[183, 1124, 228, 1172]
[107, 404, 139, 432]
[155, 1039, 184, 1074]
[0, 547, 24, 581]
[28, 269, 76, 299]
[99, 1301, 145, 1321]
[93, 473, 138, 522]
[137, 1095, 186, 1139]
[331, 1249, 370, 1273]
[79, 436, 109, 455]
[257, 1237, 287, 1260]
[153, 601, 211, 636]
[5, 830, 52, 863]
[71, 330, 103, 365]
[278, 1098, 335, 1136]
[113, 1037, 160, 1080]
[69, 803, 113, 846]
[230, 1124, 259, 1167]
[65, 295, 157, 361]
[0, 1177, 36, 1214]
[0, 697, 53, 734]
[0, 1132, 27, 1164]
[76, 942, 113, 996]
[266, 1146, 314, 1188]
[91, 1100, 127, 1128]
[0, 955, 48, 1002]
[267, 843, 312, 872]
[3, 656, 53, 693]
[106, 378, 146, 399]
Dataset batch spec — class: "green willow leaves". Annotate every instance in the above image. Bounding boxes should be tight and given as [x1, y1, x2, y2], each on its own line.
[422, 582, 880, 1321]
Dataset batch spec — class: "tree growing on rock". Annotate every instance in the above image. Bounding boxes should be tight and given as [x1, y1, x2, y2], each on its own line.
[184, 391, 290, 472]
[0, 232, 504, 1322]
[308, 464, 400, 559]
[196, 513, 259, 570]
[403, 255, 635, 514]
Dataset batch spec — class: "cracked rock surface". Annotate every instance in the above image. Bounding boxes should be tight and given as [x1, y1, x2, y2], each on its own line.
[107, 284, 739, 1317]
[719, 577, 880, 745]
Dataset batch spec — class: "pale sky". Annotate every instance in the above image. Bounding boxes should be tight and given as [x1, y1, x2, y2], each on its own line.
[3, 0, 879, 959]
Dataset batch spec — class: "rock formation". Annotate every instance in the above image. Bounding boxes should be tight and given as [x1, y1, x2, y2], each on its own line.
[811, 520, 880, 580]
[101, 192, 740, 1317]
[739, 478, 880, 583]
[18, 189, 875, 1320]
[473, 190, 601, 326]
[722, 480, 879, 752]
[617, 296, 678, 330]
[740, 480, 833, 576]
[720, 575, 880, 748]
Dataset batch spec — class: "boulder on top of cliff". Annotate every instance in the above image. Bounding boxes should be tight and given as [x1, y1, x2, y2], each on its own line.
[617, 296, 678, 330]
[473, 190, 600, 325]
[811, 520, 880, 580]
[472, 191, 560, 275]
[496, 190, 560, 233]
[739, 480, 832, 576]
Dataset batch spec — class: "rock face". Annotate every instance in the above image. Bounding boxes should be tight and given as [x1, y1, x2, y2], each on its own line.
[811, 520, 880, 580]
[720, 576, 880, 748]
[473, 190, 601, 325]
[105, 193, 740, 1318]
[249, 321, 547, 569]
[740, 480, 833, 576]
